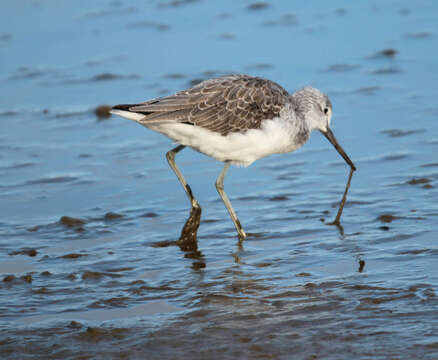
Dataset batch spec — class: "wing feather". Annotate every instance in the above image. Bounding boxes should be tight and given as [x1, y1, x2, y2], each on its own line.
[112, 74, 290, 135]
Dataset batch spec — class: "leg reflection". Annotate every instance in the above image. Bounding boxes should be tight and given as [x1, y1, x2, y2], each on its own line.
[176, 206, 205, 269]
[150, 206, 204, 269]
[177, 205, 202, 251]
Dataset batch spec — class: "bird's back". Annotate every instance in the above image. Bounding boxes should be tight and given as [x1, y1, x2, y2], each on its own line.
[112, 74, 291, 136]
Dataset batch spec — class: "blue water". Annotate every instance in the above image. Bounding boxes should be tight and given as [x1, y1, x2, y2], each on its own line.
[1, 1, 438, 359]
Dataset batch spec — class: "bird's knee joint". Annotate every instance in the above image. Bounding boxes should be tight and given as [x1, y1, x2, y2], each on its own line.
[185, 184, 195, 199]
[166, 151, 174, 161]
[215, 182, 223, 191]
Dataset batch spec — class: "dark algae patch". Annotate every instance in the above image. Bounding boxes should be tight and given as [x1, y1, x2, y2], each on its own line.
[407, 178, 430, 185]
[378, 214, 400, 223]
[60, 216, 86, 227]
[81, 271, 104, 280]
[62, 253, 88, 259]
[21, 274, 32, 283]
[366, 48, 398, 59]
[380, 129, 424, 137]
[9, 248, 37, 257]
[3, 274, 16, 282]
[247, 2, 269, 11]
[103, 212, 124, 220]
[77, 327, 129, 342]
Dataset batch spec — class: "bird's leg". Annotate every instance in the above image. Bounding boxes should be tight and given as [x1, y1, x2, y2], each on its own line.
[166, 145, 200, 210]
[329, 167, 355, 226]
[215, 162, 247, 240]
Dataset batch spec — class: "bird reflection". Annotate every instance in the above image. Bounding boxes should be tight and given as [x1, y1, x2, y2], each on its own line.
[177, 206, 205, 269]
[176, 206, 202, 250]
[150, 206, 205, 269]
[329, 221, 344, 236]
[327, 167, 354, 234]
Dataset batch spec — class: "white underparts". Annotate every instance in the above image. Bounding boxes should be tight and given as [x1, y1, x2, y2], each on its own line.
[153, 119, 307, 166]
[111, 109, 308, 166]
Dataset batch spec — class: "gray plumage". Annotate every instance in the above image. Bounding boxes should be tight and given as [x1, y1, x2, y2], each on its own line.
[113, 74, 294, 136]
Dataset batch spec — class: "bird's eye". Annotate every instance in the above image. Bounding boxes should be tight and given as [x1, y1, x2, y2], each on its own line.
[324, 108, 329, 115]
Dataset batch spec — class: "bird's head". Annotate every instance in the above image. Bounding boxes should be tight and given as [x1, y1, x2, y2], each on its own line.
[292, 87, 356, 171]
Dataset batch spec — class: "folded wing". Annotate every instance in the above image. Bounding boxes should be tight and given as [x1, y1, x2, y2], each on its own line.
[112, 74, 290, 136]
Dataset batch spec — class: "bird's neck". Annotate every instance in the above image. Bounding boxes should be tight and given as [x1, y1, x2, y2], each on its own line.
[281, 102, 311, 147]
[290, 94, 321, 132]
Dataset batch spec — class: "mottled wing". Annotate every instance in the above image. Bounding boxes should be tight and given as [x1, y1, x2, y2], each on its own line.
[117, 74, 290, 135]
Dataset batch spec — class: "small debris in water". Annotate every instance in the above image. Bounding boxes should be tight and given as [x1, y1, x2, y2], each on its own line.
[407, 178, 430, 185]
[296, 272, 311, 277]
[67, 273, 77, 281]
[3, 274, 16, 282]
[247, 2, 269, 11]
[21, 274, 32, 283]
[129, 20, 170, 31]
[162, 73, 186, 79]
[381, 48, 397, 57]
[86, 326, 105, 338]
[141, 212, 159, 218]
[159, 0, 199, 8]
[326, 64, 360, 72]
[9, 248, 37, 257]
[218, 33, 235, 40]
[82, 271, 103, 280]
[69, 321, 83, 329]
[60, 216, 86, 227]
[380, 128, 424, 137]
[370, 66, 402, 75]
[353, 86, 381, 95]
[95, 105, 112, 119]
[269, 195, 289, 201]
[62, 253, 87, 259]
[245, 63, 273, 70]
[92, 73, 120, 81]
[255, 262, 272, 268]
[367, 48, 398, 59]
[104, 212, 124, 220]
[33, 287, 50, 294]
[378, 214, 399, 223]
[304, 282, 317, 289]
[262, 13, 297, 27]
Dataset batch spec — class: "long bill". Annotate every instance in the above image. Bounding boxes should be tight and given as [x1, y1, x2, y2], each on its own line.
[322, 127, 356, 226]
[322, 127, 356, 171]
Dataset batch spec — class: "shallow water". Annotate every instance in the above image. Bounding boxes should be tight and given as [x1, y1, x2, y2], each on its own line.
[1, 1, 438, 359]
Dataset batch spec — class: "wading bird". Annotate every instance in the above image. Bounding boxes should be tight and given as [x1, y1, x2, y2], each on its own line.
[111, 74, 356, 239]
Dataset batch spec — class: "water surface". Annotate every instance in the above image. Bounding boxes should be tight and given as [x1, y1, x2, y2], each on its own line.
[1, 1, 438, 359]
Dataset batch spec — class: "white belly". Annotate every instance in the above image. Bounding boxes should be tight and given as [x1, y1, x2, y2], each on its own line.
[111, 109, 307, 166]
[148, 117, 303, 166]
